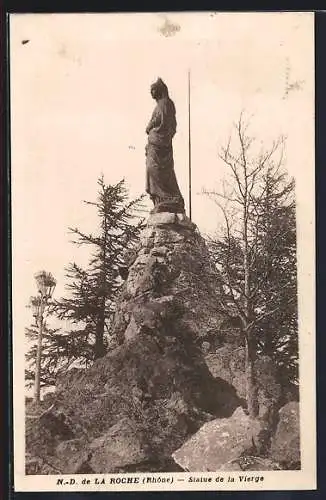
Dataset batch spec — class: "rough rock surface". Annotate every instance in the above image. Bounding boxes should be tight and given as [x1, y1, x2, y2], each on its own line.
[205, 348, 282, 410]
[172, 399, 300, 473]
[270, 402, 300, 469]
[218, 456, 283, 471]
[26, 214, 241, 474]
[205, 347, 282, 445]
[113, 213, 225, 346]
[172, 407, 263, 472]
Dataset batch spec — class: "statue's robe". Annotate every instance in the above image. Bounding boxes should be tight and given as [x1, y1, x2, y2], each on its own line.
[145, 97, 185, 213]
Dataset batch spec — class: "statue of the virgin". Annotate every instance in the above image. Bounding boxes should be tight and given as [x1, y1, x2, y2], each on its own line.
[145, 78, 185, 214]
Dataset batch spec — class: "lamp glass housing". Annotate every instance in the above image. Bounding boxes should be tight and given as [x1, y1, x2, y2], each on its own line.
[34, 271, 56, 299]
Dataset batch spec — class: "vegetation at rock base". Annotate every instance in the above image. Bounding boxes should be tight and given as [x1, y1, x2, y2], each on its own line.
[204, 113, 298, 417]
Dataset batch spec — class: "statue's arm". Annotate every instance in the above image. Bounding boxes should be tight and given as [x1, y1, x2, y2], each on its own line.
[146, 107, 162, 134]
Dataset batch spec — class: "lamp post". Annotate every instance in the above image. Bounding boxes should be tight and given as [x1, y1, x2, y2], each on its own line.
[30, 271, 56, 405]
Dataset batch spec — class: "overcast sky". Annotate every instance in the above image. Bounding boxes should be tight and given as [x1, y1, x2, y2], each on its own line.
[10, 12, 314, 342]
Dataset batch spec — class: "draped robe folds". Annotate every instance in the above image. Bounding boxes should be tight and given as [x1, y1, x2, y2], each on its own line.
[145, 97, 185, 214]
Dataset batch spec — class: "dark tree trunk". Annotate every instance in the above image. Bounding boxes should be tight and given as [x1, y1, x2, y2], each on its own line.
[245, 334, 259, 418]
[94, 305, 106, 359]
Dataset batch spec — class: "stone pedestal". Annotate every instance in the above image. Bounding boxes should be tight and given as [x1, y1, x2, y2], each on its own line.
[147, 212, 196, 230]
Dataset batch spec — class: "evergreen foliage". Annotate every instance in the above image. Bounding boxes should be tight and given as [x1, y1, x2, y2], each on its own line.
[52, 176, 145, 362]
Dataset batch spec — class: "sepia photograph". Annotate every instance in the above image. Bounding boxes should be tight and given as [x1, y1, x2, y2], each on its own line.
[10, 11, 315, 492]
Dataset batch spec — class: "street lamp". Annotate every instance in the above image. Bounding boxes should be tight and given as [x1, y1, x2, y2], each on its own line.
[31, 271, 56, 405]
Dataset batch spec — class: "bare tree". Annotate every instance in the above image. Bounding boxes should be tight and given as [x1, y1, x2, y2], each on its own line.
[204, 113, 297, 417]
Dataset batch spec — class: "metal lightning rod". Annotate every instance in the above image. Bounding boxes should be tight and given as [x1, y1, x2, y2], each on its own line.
[188, 69, 192, 221]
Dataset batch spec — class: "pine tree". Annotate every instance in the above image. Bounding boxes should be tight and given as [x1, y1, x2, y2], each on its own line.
[52, 176, 145, 362]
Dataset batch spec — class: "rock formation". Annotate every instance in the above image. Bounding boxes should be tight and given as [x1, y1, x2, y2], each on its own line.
[25, 212, 300, 474]
[172, 407, 283, 471]
[270, 402, 300, 469]
[26, 213, 241, 474]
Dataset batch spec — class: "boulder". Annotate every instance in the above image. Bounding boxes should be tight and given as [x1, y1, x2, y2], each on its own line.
[270, 402, 300, 469]
[55, 439, 90, 473]
[172, 407, 262, 472]
[89, 418, 151, 473]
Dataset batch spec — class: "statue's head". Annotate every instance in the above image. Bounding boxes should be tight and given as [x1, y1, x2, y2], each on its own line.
[150, 77, 169, 100]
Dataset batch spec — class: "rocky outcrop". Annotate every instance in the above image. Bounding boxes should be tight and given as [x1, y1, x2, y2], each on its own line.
[172, 400, 300, 472]
[270, 402, 300, 469]
[113, 212, 225, 346]
[205, 348, 282, 414]
[172, 348, 298, 472]
[172, 407, 259, 471]
[25, 213, 300, 474]
[205, 347, 282, 455]
[26, 214, 241, 474]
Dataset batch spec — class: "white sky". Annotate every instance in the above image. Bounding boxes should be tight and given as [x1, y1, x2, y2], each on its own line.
[10, 12, 314, 338]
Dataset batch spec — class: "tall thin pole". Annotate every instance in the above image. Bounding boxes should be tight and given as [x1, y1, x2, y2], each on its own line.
[188, 69, 192, 221]
[34, 295, 44, 405]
